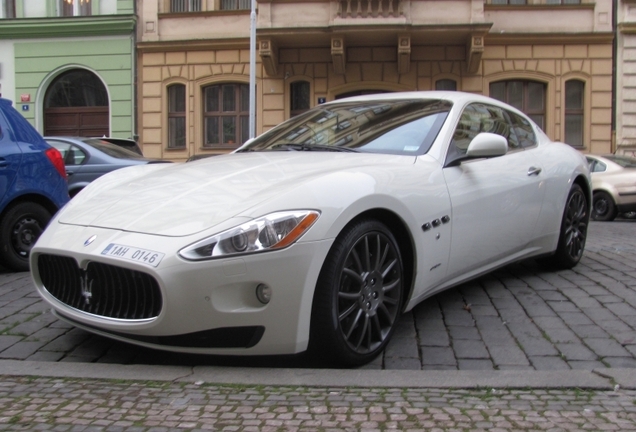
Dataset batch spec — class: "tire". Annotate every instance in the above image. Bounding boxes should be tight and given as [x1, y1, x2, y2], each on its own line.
[0, 202, 51, 272]
[548, 184, 589, 269]
[309, 219, 404, 367]
[592, 191, 617, 221]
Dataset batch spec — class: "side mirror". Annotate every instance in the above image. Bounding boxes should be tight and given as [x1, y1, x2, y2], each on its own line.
[465, 132, 508, 158]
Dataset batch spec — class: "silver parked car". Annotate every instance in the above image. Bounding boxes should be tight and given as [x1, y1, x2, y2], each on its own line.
[45, 137, 170, 197]
[586, 154, 636, 221]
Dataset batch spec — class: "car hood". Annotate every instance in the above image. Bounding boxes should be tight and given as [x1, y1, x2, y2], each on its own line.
[58, 152, 415, 236]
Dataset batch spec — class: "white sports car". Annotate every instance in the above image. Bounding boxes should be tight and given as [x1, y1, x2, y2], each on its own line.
[31, 92, 591, 367]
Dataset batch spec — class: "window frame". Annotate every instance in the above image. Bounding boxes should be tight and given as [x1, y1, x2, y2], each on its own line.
[202, 83, 250, 150]
[170, 0, 202, 13]
[59, 0, 92, 17]
[489, 80, 547, 131]
[167, 84, 187, 150]
[3, 0, 16, 18]
[564, 79, 585, 149]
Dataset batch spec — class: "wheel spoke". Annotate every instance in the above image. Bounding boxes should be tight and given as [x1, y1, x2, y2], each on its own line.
[384, 278, 400, 292]
[350, 248, 363, 274]
[354, 314, 369, 349]
[342, 267, 364, 285]
[339, 302, 359, 321]
[363, 236, 371, 272]
[344, 308, 363, 339]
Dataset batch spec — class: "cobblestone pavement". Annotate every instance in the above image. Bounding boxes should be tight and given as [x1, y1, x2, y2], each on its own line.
[0, 376, 635, 431]
[0, 220, 635, 370]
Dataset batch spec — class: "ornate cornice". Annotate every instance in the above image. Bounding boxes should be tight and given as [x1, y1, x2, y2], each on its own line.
[0, 15, 136, 39]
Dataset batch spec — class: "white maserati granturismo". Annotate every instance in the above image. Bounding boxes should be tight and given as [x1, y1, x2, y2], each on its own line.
[31, 91, 591, 367]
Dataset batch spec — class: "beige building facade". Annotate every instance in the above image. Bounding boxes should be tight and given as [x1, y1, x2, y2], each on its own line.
[618, 0, 636, 156]
[137, 0, 614, 161]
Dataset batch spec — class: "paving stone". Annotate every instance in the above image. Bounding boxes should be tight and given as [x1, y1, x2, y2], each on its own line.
[447, 325, 481, 341]
[420, 347, 456, 366]
[556, 343, 598, 361]
[528, 355, 570, 370]
[452, 339, 489, 359]
[456, 359, 494, 370]
[584, 338, 632, 358]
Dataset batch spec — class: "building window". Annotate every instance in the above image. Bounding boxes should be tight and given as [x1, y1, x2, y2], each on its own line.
[168, 85, 186, 149]
[435, 79, 457, 91]
[491, 0, 527, 4]
[290, 81, 310, 117]
[60, 0, 92, 16]
[490, 80, 546, 130]
[546, 0, 581, 4]
[221, 0, 250, 10]
[3, 0, 16, 18]
[565, 80, 584, 148]
[203, 84, 250, 148]
[170, 0, 202, 12]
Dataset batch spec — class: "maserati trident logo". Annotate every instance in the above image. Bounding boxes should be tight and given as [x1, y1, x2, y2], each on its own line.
[84, 235, 97, 247]
[79, 270, 93, 306]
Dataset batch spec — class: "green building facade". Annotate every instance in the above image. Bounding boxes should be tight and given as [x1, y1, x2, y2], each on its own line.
[0, 0, 136, 140]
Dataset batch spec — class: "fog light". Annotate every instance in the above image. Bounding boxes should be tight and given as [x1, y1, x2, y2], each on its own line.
[256, 284, 272, 304]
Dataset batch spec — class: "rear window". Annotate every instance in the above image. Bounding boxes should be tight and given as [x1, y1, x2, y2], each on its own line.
[603, 155, 636, 168]
[82, 139, 145, 160]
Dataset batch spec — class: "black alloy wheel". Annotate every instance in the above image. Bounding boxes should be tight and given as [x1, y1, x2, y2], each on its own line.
[592, 191, 617, 221]
[310, 219, 404, 367]
[0, 202, 51, 272]
[550, 184, 589, 269]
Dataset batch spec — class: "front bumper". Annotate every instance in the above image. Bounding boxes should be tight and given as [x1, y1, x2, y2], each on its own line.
[31, 223, 333, 356]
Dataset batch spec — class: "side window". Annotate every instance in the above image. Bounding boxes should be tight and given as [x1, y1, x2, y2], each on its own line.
[47, 141, 87, 166]
[451, 103, 516, 154]
[507, 110, 536, 148]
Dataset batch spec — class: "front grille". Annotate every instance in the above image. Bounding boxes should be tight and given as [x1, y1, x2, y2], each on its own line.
[38, 254, 162, 320]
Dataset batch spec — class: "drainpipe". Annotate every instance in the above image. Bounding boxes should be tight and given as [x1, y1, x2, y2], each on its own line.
[612, 0, 617, 154]
[132, 0, 139, 143]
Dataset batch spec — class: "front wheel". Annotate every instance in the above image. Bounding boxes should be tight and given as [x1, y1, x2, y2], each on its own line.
[592, 191, 617, 221]
[309, 219, 404, 367]
[548, 184, 589, 269]
[0, 202, 51, 272]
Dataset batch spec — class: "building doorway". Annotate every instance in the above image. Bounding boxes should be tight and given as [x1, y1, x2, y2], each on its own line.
[44, 69, 109, 137]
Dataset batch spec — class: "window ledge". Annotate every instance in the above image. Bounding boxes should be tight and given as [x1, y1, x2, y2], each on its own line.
[485, 4, 594, 11]
[158, 10, 250, 19]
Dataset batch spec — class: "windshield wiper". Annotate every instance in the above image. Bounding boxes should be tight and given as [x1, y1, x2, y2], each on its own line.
[270, 143, 358, 153]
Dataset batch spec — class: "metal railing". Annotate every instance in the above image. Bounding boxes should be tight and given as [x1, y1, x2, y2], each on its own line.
[337, 0, 402, 18]
[170, 0, 202, 13]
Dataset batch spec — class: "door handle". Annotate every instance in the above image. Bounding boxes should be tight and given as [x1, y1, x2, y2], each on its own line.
[527, 166, 542, 176]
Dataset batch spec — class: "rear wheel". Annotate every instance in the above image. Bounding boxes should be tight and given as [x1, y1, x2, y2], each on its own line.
[592, 191, 617, 221]
[0, 202, 51, 272]
[309, 219, 404, 367]
[548, 184, 589, 269]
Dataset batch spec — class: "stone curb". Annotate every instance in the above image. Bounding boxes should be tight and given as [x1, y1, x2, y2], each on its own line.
[1, 360, 635, 390]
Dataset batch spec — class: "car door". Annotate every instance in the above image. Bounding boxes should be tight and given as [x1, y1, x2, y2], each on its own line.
[442, 102, 544, 280]
[0, 112, 22, 205]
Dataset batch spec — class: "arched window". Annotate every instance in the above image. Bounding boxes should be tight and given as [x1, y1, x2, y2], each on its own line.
[168, 84, 186, 149]
[290, 81, 310, 117]
[435, 79, 457, 91]
[44, 69, 109, 136]
[490, 80, 546, 130]
[565, 79, 584, 148]
[203, 83, 249, 148]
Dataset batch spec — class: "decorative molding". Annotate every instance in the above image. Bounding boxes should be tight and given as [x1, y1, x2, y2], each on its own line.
[397, 34, 410, 75]
[331, 36, 346, 75]
[467, 34, 484, 75]
[259, 39, 278, 76]
[0, 16, 136, 39]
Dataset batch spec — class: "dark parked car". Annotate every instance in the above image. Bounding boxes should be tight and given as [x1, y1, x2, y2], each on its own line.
[0, 98, 69, 271]
[44, 137, 170, 197]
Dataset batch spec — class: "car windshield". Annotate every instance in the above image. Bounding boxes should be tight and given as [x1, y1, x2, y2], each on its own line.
[603, 155, 636, 168]
[82, 139, 146, 160]
[239, 99, 451, 156]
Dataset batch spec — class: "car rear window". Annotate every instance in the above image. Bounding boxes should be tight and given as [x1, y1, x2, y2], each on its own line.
[604, 155, 636, 168]
[82, 139, 145, 160]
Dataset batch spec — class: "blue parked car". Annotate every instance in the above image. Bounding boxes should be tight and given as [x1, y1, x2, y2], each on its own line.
[0, 98, 69, 271]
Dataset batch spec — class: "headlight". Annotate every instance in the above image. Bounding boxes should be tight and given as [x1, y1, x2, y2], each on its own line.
[179, 210, 320, 261]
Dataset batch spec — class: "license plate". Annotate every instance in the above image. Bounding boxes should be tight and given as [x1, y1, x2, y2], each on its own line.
[101, 243, 165, 268]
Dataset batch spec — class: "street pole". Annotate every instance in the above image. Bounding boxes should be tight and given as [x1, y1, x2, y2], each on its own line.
[249, 0, 256, 139]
